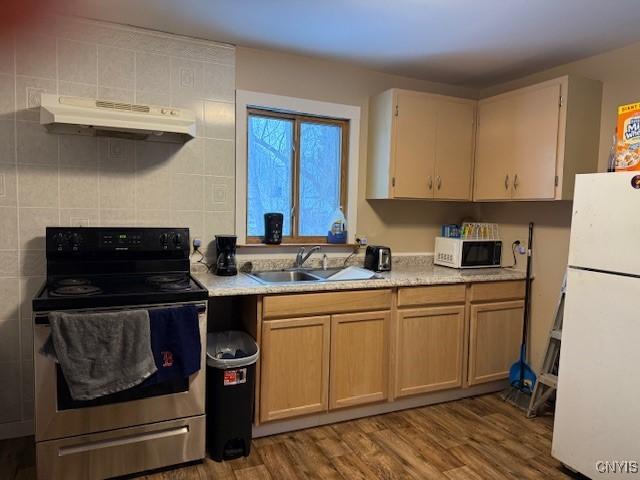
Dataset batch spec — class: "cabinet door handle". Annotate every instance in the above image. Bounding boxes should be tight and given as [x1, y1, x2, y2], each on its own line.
[504, 174, 509, 190]
[428, 176, 433, 190]
[436, 176, 442, 190]
[514, 174, 519, 190]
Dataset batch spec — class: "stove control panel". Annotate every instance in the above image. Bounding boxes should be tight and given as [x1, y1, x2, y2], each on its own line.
[50, 231, 84, 252]
[46, 227, 190, 255]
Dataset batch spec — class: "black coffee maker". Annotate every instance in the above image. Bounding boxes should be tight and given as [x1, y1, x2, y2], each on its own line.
[215, 235, 237, 276]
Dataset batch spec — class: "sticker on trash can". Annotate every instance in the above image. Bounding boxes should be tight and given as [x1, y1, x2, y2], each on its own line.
[223, 368, 247, 386]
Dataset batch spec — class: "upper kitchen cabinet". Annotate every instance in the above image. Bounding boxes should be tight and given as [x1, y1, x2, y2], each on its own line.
[474, 75, 602, 201]
[367, 89, 476, 200]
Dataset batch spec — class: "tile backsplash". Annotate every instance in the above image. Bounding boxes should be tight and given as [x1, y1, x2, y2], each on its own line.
[0, 16, 236, 434]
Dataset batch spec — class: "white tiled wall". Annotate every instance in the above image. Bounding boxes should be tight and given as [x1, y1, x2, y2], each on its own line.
[0, 16, 236, 436]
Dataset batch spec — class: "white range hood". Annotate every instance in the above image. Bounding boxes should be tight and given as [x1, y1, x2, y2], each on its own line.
[40, 94, 196, 142]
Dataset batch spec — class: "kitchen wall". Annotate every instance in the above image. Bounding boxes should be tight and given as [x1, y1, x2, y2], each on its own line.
[236, 46, 480, 252]
[476, 39, 640, 371]
[0, 16, 235, 437]
[237, 41, 640, 373]
[3, 15, 638, 439]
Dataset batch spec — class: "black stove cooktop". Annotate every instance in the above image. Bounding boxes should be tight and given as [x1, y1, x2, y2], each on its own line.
[32, 227, 209, 313]
[34, 273, 208, 312]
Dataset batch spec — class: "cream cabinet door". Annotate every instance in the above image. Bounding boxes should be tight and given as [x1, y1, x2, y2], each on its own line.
[392, 92, 436, 198]
[511, 83, 561, 200]
[468, 300, 524, 386]
[434, 99, 475, 200]
[330, 311, 389, 409]
[395, 306, 464, 397]
[260, 316, 330, 422]
[474, 95, 515, 201]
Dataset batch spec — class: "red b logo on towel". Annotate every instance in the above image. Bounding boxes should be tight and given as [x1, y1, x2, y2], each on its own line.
[161, 351, 174, 367]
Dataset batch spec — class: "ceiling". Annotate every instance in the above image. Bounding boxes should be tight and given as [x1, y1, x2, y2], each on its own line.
[57, 0, 640, 87]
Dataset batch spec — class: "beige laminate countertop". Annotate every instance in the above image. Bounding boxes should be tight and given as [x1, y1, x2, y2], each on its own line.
[194, 265, 527, 297]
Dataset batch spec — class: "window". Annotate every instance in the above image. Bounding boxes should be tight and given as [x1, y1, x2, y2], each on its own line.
[246, 108, 349, 243]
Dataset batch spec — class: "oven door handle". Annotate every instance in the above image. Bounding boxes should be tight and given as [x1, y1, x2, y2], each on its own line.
[35, 303, 207, 325]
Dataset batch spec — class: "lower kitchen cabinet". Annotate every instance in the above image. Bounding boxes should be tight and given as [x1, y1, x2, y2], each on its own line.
[395, 305, 465, 397]
[467, 300, 524, 385]
[330, 311, 390, 409]
[259, 316, 330, 423]
[256, 282, 525, 425]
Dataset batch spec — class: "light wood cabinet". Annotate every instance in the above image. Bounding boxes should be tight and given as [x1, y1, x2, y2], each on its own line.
[367, 89, 476, 200]
[393, 92, 436, 198]
[262, 289, 392, 319]
[467, 300, 524, 386]
[474, 75, 602, 201]
[397, 284, 466, 307]
[260, 316, 330, 423]
[330, 311, 390, 409]
[259, 290, 392, 422]
[434, 98, 475, 200]
[395, 306, 465, 397]
[257, 282, 526, 424]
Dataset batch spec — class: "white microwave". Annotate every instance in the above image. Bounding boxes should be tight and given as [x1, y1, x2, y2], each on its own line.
[434, 237, 502, 269]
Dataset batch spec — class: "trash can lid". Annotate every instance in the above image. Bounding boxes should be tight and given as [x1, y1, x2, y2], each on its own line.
[206, 330, 259, 368]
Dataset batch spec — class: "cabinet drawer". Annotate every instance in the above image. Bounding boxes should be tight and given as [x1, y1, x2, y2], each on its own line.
[37, 416, 204, 480]
[262, 289, 393, 319]
[397, 284, 466, 307]
[469, 281, 525, 302]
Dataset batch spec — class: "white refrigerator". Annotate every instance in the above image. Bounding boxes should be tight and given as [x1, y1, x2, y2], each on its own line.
[553, 172, 640, 478]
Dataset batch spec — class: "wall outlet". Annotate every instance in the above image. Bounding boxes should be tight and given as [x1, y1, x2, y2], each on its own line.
[356, 236, 368, 246]
[193, 238, 202, 248]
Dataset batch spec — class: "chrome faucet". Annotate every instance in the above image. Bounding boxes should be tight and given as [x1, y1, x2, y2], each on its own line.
[295, 246, 321, 268]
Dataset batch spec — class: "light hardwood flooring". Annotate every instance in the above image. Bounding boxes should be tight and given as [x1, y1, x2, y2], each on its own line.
[0, 393, 575, 479]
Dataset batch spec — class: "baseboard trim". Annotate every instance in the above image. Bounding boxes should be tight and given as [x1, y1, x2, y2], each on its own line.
[253, 380, 507, 438]
[0, 419, 34, 440]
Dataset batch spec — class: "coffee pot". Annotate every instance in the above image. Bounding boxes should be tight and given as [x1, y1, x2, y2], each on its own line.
[215, 235, 237, 276]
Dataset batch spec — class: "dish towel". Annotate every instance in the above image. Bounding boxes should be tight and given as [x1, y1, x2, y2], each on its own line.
[48, 310, 157, 401]
[140, 305, 201, 386]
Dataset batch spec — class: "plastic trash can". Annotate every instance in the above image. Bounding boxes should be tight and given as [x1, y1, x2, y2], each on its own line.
[206, 330, 259, 461]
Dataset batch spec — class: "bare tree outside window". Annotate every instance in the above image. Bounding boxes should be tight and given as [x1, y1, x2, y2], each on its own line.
[247, 108, 348, 243]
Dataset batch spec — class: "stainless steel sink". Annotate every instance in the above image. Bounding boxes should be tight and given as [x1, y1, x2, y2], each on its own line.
[247, 266, 379, 284]
[306, 268, 343, 279]
[247, 270, 322, 284]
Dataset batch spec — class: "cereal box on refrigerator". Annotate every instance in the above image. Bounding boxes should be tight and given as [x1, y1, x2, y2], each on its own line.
[615, 102, 640, 171]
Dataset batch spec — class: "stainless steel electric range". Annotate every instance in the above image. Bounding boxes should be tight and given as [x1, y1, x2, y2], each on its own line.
[32, 227, 209, 480]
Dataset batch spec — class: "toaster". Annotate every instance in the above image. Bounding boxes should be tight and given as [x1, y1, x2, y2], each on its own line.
[364, 246, 392, 272]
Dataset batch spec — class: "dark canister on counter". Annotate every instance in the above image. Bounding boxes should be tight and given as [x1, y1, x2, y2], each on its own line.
[263, 213, 283, 244]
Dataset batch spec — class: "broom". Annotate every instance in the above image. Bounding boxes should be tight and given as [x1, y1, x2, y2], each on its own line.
[501, 222, 536, 410]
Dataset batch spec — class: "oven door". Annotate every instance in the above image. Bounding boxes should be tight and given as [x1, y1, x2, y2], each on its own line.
[34, 303, 207, 442]
[460, 241, 502, 268]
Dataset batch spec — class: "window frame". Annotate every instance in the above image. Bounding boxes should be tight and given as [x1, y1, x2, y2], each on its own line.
[246, 107, 350, 244]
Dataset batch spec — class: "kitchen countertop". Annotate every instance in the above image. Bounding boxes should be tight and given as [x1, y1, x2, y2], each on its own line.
[194, 264, 527, 297]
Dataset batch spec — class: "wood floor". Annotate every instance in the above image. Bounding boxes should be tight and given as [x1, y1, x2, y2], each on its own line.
[1, 393, 573, 479]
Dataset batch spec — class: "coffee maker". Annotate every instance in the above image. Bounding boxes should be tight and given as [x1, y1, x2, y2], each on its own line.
[215, 235, 237, 276]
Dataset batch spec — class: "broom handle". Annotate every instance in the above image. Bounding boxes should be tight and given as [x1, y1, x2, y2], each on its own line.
[520, 222, 533, 376]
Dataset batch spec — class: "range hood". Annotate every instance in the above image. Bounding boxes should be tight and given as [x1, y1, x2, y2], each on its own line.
[40, 94, 196, 142]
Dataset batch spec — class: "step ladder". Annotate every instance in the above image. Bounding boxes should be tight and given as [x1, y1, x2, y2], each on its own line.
[526, 272, 566, 418]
